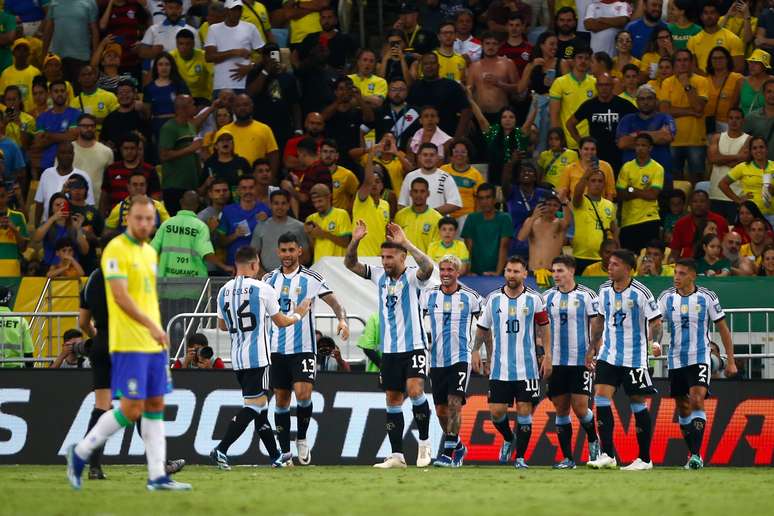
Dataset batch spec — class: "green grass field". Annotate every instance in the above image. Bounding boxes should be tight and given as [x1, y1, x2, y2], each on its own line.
[2, 465, 773, 516]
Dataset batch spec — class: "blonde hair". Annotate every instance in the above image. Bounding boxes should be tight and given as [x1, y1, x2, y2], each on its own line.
[439, 254, 462, 271]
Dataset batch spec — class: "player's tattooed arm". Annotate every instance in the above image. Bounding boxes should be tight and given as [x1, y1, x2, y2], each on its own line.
[322, 293, 350, 340]
[345, 220, 368, 278]
[386, 222, 435, 280]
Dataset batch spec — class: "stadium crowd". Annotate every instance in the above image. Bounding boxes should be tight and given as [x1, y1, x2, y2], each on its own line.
[0, 0, 771, 283]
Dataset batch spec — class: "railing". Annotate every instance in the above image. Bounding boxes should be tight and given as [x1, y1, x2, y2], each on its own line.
[0, 311, 79, 367]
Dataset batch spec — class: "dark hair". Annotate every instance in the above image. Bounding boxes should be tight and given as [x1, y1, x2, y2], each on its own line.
[47, 192, 68, 216]
[3, 85, 21, 99]
[410, 177, 429, 189]
[438, 19, 456, 31]
[690, 189, 710, 201]
[120, 132, 140, 147]
[622, 63, 640, 76]
[77, 113, 96, 125]
[128, 169, 148, 181]
[176, 28, 195, 40]
[701, 0, 720, 14]
[668, 188, 687, 202]
[635, 132, 654, 145]
[705, 45, 733, 75]
[674, 258, 697, 272]
[735, 200, 773, 232]
[418, 142, 438, 153]
[479, 30, 500, 43]
[555, 6, 577, 22]
[320, 138, 338, 151]
[547, 127, 568, 148]
[747, 136, 768, 163]
[727, 106, 744, 117]
[455, 9, 473, 21]
[234, 245, 258, 264]
[694, 233, 720, 260]
[611, 249, 637, 269]
[476, 182, 496, 196]
[208, 177, 230, 190]
[381, 241, 407, 253]
[573, 46, 593, 58]
[198, 346, 214, 360]
[55, 237, 75, 252]
[67, 173, 90, 195]
[600, 238, 617, 252]
[615, 30, 633, 45]
[673, 48, 693, 64]
[645, 27, 672, 54]
[237, 175, 256, 185]
[333, 75, 354, 90]
[48, 79, 67, 91]
[506, 255, 528, 269]
[438, 216, 458, 230]
[63, 328, 83, 341]
[646, 239, 666, 253]
[252, 158, 271, 169]
[151, 51, 186, 87]
[187, 332, 208, 347]
[32, 75, 48, 90]
[419, 105, 439, 116]
[449, 136, 474, 157]
[764, 78, 774, 92]
[531, 31, 557, 61]
[270, 189, 291, 202]
[278, 232, 300, 246]
[297, 137, 319, 156]
[750, 218, 768, 231]
[551, 255, 576, 270]
[507, 12, 525, 23]
[592, 51, 613, 71]
[578, 136, 598, 149]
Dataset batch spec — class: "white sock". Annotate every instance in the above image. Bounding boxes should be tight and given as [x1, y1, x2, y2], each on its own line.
[75, 409, 128, 460]
[140, 413, 166, 480]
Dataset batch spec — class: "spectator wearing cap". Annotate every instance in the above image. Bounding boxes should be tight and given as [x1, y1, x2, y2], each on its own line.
[0, 181, 29, 278]
[33, 80, 81, 171]
[202, 129, 251, 200]
[41, 0, 99, 83]
[35, 142, 95, 225]
[214, 94, 279, 176]
[100, 78, 151, 153]
[70, 65, 119, 134]
[72, 114, 114, 206]
[0, 286, 33, 368]
[172, 29, 213, 103]
[139, 0, 200, 62]
[205, 0, 265, 96]
[104, 170, 170, 238]
[304, 183, 352, 262]
[41, 53, 75, 102]
[89, 35, 134, 94]
[392, 2, 437, 55]
[740, 49, 770, 118]
[247, 44, 302, 155]
[97, 0, 150, 75]
[65, 172, 102, 273]
[0, 39, 41, 109]
[0, 9, 17, 75]
[2, 86, 36, 152]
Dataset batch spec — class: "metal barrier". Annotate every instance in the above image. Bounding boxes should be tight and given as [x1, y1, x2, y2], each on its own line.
[165, 312, 368, 365]
[0, 311, 79, 367]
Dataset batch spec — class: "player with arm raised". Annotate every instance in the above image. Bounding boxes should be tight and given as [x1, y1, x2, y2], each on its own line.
[209, 246, 311, 470]
[420, 255, 482, 468]
[587, 249, 662, 471]
[473, 256, 552, 469]
[345, 221, 435, 468]
[263, 232, 349, 466]
[658, 258, 737, 470]
[67, 196, 190, 491]
[543, 256, 601, 469]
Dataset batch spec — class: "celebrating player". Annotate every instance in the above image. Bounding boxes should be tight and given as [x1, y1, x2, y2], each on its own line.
[657, 259, 737, 469]
[263, 232, 349, 466]
[587, 250, 662, 471]
[67, 196, 190, 491]
[420, 255, 482, 468]
[473, 256, 551, 469]
[543, 256, 600, 469]
[210, 246, 311, 470]
[345, 221, 435, 469]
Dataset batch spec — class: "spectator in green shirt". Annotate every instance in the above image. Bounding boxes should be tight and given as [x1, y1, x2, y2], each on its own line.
[357, 313, 381, 373]
[0, 286, 33, 368]
[461, 183, 513, 275]
[0, 11, 17, 74]
[151, 190, 232, 277]
[159, 95, 204, 215]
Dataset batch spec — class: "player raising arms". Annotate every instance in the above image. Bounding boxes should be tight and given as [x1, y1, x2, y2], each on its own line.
[210, 246, 311, 470]
[473, 256, 551, 469]
[345, 221, 435, 469]
[263, 232, 349, 466]
[587, 250, 662, 471]
[420, 255, 482, 468]
[657, 259, 736, 470]
[543, 256, 600, 469]
[67, 196, 190, 491]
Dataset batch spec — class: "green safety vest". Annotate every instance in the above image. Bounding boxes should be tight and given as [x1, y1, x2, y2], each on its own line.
[150, 211, 214, 278]
[0, 306, 33, 368]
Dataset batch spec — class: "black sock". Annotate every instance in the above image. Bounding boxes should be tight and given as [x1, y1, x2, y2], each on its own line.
[493, 415, 514, 442]
[690, 417, 706, 456]
[556, 423, 573, 460]
[386, 410, 404, 454]
[411, 400, 431, 441]
[596, 405, 616, 457]
[633, 409, 652, 462]
[580, 413, 598, 444]
[217, 407, 256, 454]
[274, 408, 291, 453]
[296, 402, 313, 440]
[254, 409, 279, 459]
[680, 423, 693, 453]
[135, 417, 142, 437]
[516, 421, 532, 459]
[88, 408, 106, 468]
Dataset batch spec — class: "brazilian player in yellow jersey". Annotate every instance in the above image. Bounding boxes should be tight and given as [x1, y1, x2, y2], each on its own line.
[305, 184, 353, 261]
[67, 196, 191, 492]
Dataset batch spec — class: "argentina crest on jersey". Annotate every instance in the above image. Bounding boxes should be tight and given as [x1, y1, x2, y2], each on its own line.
[421, 285, 482, 368]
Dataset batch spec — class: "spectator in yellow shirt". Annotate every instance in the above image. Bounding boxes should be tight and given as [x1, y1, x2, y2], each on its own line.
[304, 183, 352, 262]
[581, 238, 618, 276]
[0, 39, 40, 108]
[636, 240, 675, 276]
[394, 176, 442, 253]
[70, 65, 119, 133]
[215, 94, 279, 177]
[687, 2, 746, 73]
[739, 218, 769, 269]
[172, 29, 213, 102]
[427, 216, 469, 274]
[320, 139, 359, 212]
[348, 49, 387, 109]
[439, 137, 484, 225]
[1, 86, 35, 150]
[557, 136, 616, 202]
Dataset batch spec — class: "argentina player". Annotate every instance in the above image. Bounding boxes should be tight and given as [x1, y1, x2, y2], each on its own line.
[345, 221, 436, 468]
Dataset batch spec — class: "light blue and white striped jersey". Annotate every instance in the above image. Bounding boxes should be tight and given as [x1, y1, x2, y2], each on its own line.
[658, 286, 725, 370]
[597, 279, 661, 369]
[477, 287, 548, 381]
[420, 285, 482, 368]
[543, 284, 599, 366]
[365, 264, 429, 354]
[263, 266, 332, 355]
[216, 276, 279, 370]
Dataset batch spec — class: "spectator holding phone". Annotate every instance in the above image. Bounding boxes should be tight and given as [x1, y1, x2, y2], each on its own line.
[32, 193, 89, 270]
[34, 142, 94, 225]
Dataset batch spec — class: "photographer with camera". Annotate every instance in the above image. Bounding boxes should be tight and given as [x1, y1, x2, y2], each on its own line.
[315, 332, 351, 372]
[172, 333, 225, 369]
[50, 329, 91, 369]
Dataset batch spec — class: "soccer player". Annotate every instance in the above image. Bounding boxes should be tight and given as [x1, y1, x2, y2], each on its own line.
[473, 256, 551, 469]
[345, 221, 435, 468]
[587, 249, 662, 471]
[263, 232, 349, 465]
[210, 245, 312, 470]
[543, 256, 600, 469]
[420, 255, 482, 468]
[657, 259, 737, 469]
[67, 195, 190, 491]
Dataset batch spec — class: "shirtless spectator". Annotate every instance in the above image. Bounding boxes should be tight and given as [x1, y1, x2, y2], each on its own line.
[517, 194, 572, 273]
[466, 31, 519, 124]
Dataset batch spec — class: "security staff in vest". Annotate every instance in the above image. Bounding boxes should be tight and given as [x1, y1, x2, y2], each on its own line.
[0, 286, 32, 368]
[150, 190, 233, 277]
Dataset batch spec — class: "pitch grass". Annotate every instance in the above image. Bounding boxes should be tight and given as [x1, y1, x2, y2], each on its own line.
[2, 465, 773, 516]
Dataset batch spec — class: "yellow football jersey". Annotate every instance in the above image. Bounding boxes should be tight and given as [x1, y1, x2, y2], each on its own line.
[394, 206, 442, 253]
[306, 207, 352, 261]
[616, 159, 664, 228]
